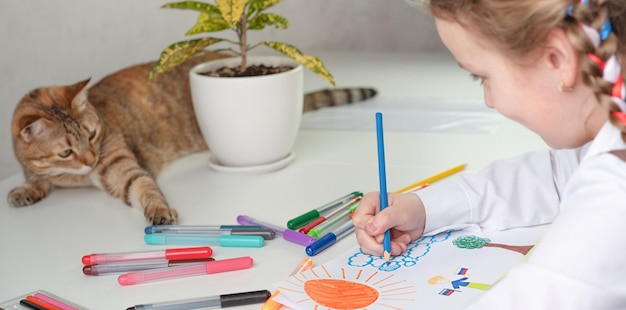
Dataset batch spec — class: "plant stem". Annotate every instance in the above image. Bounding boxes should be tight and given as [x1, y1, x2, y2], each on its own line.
[483, 243, 534, 255]
[239, 11, 248, 72]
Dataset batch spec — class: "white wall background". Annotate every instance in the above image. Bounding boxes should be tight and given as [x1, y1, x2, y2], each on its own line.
[0, 0, 445, 180]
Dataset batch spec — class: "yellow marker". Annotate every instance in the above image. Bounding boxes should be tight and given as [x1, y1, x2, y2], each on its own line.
[261, 258, 314, 310]
[394, 164, 467, 193]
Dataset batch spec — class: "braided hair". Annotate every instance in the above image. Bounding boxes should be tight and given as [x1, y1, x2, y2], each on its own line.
[414, 0, 626, 142]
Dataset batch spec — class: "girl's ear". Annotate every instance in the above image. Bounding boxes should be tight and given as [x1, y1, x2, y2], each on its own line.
[543, 28, 579, 89]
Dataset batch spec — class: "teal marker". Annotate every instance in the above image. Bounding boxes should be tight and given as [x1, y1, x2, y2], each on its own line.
[308, 199, 360, 239]
[144, 234, 264, 247]
[287, 191, 362, 230]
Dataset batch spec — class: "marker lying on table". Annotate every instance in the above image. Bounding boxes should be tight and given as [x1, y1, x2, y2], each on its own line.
[237, 215, 317, 246]
[145, 226, 275, 240]
[298, 196, 362, 234]
[144, 234, 264, 247]
[145, 225, 262, 234]
[31, 292, 79, 310]
[21, 296, 63, 310]
[126, 289, 271, 310]
[286, 191, 363, 230]
[306, 221, 355, 256]
[118, 256, 253, 285]
[83, 258, 215, 276]
[81, 247, 212, 265]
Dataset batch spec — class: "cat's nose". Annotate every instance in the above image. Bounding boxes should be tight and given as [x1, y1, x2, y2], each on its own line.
[81, 151, 97, 166]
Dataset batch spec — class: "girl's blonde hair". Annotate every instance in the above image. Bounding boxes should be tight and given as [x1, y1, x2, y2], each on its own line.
[414, 0, 626, 142]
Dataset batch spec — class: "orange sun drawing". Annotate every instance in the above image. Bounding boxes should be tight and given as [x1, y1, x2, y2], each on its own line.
[277, 264, 417, 309]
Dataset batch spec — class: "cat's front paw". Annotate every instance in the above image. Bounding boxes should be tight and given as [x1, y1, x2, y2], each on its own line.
[7, 186, 45, 207]
[145, 202, 178, 225]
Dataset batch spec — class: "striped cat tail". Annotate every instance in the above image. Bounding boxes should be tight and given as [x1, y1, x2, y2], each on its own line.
[303, 87, 377, 112]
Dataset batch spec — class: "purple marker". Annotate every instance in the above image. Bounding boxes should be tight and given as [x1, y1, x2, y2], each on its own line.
[237, 215, 316, 246]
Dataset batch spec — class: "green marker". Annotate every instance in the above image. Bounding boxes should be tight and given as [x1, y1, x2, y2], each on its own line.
[308, 200, 360, 239]
[287, 191, 362, 230]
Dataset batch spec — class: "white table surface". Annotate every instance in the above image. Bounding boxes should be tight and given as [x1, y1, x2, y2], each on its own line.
[0, 52, 547, 309]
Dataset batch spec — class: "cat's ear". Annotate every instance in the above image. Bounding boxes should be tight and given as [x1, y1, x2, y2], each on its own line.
[69, 78, 91, 112]
[20, 118, 53, 143]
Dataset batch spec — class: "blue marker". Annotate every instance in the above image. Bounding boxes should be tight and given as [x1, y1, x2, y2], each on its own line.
[305, 221, 355, 256]
[144, 234, 264, 247]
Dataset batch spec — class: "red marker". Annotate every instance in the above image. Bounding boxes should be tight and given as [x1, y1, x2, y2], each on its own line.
[118, 256, 254, 285]
[81, 247, 212, 265]
[298, 196, 361, 234]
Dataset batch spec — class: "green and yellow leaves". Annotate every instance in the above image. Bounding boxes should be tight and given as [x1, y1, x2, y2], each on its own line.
[249, 0, 282, 13]
[148, 38, 223, 80]
[248, 13, 288, 30]
[151, 0, 335, 86]
[163, 1, 230, 35]
[264, 41, 335, 86]
[215, 0, 248, 26]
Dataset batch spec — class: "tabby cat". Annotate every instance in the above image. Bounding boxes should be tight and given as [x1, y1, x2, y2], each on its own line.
[7, 52, 377, 225]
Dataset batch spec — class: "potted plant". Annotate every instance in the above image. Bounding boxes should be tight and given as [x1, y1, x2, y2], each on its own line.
[149, 0, 335, 173]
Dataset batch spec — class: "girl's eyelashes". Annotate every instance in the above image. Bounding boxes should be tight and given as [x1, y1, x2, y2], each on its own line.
[470, 73, 484, 85]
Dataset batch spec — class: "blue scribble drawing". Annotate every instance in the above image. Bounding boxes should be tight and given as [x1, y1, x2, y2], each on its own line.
[347, 231, 452, 272]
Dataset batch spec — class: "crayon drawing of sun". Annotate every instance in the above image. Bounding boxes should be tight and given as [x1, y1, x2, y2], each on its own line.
[277, 264, 417, 309]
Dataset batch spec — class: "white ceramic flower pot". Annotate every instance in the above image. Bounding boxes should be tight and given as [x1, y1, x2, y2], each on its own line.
[189, 56, 303, 172]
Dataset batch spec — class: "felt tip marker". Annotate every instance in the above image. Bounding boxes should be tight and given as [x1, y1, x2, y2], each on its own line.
[306, 221, 355, 256]
[299, 196, 362, 234]
[21, 296, 63, 310]
[118, 256, 253, 286]
[236, 215, 317, 246]
[83, 258, 215, 275]
[126, 289, 271, 310]
[144, 234, 264, 247]
[145, 225, 262, 234]
[32, 292, 79, 310]
[81, 247, 212, 265]
[146, 226, 275, 240]
[286, 191, 363, 230]
[307, 199, 360, 239]
[20, 298, 49, 310]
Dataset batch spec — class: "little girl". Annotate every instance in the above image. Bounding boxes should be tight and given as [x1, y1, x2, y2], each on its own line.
[352, 0, 626, 308]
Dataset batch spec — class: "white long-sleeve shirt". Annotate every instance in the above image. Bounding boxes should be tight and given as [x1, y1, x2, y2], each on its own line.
[416, 121, 626, 309]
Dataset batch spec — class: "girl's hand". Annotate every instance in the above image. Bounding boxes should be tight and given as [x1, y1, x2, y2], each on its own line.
[352, 191, 426, 257]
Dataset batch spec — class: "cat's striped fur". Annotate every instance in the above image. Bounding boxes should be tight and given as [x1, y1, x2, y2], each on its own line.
[8, 52, 376, 225]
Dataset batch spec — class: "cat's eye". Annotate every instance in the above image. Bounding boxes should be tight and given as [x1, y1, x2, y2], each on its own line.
[58, 149, 73, 158]
[89, 130, 96, 141]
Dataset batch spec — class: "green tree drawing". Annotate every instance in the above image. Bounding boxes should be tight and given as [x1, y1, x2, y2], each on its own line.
[453, 235, 533, 255]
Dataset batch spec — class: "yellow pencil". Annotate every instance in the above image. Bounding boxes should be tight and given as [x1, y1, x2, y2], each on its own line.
[394, 164, 467, 193]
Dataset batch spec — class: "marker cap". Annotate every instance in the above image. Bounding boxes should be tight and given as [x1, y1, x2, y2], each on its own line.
[165, 247, 213, 260]
[144, 234, 264, 247]
[220, 235, 265, 247]
[306, 233, 337, 256]
[283, 229, 317, 246]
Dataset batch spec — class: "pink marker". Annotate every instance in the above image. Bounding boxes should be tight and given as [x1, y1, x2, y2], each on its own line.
[81, 247, 212, 265]
[32, 292, 79, 310]
[118, 256, 254, 285]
